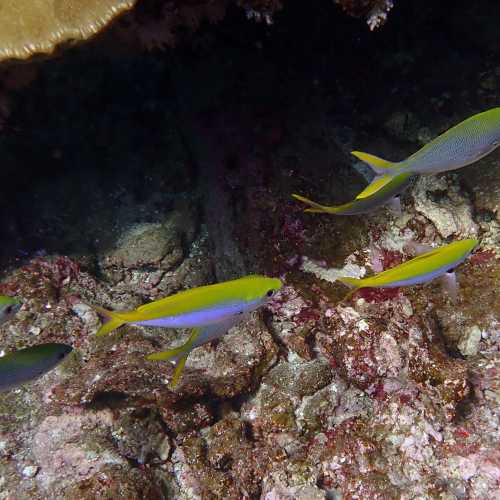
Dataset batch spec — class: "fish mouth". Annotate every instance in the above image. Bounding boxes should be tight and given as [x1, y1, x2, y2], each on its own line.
[53, 344, 74, 359]
[468, 239, 480, 251]
[61, 344, 73, 355]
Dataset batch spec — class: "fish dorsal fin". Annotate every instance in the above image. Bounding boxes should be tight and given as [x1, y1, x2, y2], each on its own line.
[355, 174, 393, 199]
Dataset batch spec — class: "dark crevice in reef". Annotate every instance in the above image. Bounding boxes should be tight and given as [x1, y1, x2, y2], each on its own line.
[86, 390, 130, 410]
[261, 308, 290, 360]
[452, 382, 477, 425]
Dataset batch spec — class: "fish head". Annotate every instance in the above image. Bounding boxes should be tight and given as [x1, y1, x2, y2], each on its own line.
[0, 296, 22, 324]
[51, 343, 74, 361]
[241, 275, 283, 305]
[452, 238, 479, 257]
[437, 239, 479, 269]
[32, 343, 73, 362]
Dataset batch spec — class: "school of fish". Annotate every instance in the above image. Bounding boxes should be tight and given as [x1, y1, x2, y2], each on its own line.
[0, 107, 498, 390]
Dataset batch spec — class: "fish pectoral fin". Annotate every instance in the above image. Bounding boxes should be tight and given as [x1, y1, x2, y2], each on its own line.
[386, 195, 402, 215]
[403, 241, 435, 256]
[341, 287, 361, 303]
[439, 271, 458, 302]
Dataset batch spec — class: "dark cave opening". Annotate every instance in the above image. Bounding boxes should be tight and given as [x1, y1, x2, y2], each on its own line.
[0, 0, 497, 268]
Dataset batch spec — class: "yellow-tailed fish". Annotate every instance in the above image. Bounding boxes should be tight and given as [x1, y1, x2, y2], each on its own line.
[0, 295, 22, 326]
[351, 108, 500, 180]
[338, 239, 478, 301]
[93, 275, 283, 387]
[292, 172, 413, 215]
[0, 343, 72, 392]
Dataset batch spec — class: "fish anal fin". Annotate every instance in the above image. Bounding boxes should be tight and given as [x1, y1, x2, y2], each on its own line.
[146, 343, 188, 362]
[146, 327, 201, 388]
[169, 354, 189, 389]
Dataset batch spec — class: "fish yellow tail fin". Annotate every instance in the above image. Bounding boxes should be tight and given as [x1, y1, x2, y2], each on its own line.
[351, 151, 398, 176]
[337, 277, 363, 302]
[93, 305, 127, 337]
[291, 193, 341, 214]
[337, 277, 363, 288]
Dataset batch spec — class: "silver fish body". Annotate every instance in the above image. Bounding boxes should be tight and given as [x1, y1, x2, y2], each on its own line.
[402, 107, 500, 174]
[133, 298, 264, 329]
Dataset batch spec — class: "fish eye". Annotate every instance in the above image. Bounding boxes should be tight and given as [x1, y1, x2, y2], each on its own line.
[5, 306, 12, 314]
[266, 289, 275, 297]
